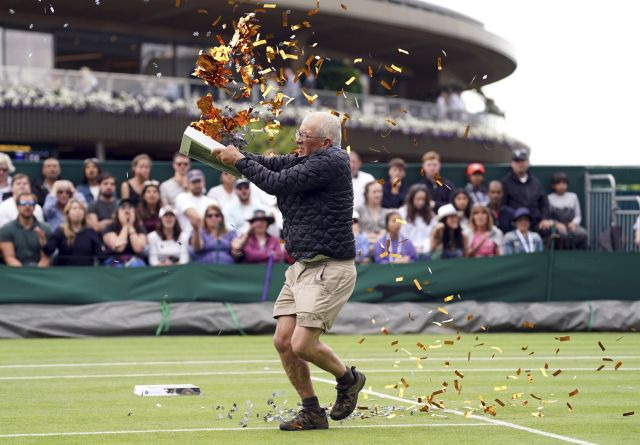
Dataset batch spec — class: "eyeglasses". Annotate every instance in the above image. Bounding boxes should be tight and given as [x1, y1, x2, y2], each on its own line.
[206, 213, 222, 218]
[17, 200, 36, 207]
[295, 130, 326, 140]
[0, 167, 8, 172]
[143, 180, 160, 187]
[236, 184, 250, 190]
[57, 190, 73, 196]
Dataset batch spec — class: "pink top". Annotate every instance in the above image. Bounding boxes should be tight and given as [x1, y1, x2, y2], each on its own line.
[470, 231, 498, 257]
[242, 234, 284, 263]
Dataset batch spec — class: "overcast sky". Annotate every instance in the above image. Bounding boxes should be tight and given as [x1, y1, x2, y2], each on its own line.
[426, 0, 640, 166]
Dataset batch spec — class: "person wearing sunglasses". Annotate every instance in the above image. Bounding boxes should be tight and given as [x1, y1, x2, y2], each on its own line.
[0, 173, 45, 228]
[43, 180, 87, 232]
[190, 204, 237, 264]
[212, 111, 363, 431]
[160, 152, 191, 207]
[0, 153, 16, 201]
[0, 192, 51, 267]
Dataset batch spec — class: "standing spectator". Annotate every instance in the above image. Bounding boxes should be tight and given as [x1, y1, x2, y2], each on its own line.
[398, 184, 436, 257]
[357, 181, 389, 244]
[465, 163, 488, 206]
[174, 169, 217, 236]
[487, 180, 515, 235]
[0, 173, 45, 228]
[207, 171, 239, 212]
[137, 180, 161, 233]
[160, 152, 190, 207]
[87, 173, 117, 234]
[374, 211, 418, 264]
[430, 203, 468, 259]
[191, 204, 237, 264]
[0, 192, 51, 267]
[43, 180, 87, 232]
[382, 158, 408, 209]
[231, 210, 284, 263]
[352, 210, 370, 264]
[421, 150, 454, 211]
[224, 178, 263, 234]
[147, 206, 189, 266]
[503, 208, 544, 255]
[43, 200, 103, 266]
[349, 150, 374, 210]
[465, 204, 503, 257]
[0, 153, 15, 201]
[634, 216, 640, 249]
[501, 148, 552, 232]
[120, 154, 152, 207]
[33, 157, 62, 206]
[547, 172, 588, 250]
[76, 158, 101, 204]
[102, 199, 148, 267]
[451, 189, 472, 231]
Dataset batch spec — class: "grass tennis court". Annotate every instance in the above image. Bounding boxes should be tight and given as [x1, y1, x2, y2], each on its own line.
[0, 333, 637, 444]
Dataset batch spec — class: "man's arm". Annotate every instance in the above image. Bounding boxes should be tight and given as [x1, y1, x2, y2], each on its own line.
[241, 151, 298, 172]
[236, 154, 333, 195]
[0, 241, 22, 266]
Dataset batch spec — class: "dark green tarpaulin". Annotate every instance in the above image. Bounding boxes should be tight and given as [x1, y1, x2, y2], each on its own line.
[1, 252, 638, 305]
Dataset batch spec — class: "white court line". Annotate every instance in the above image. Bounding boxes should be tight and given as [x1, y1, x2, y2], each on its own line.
[1, 355, 637, 369]
[0, 368, 637, 381]
[312, 376, 596, 445]
[0, 423, 491, 438]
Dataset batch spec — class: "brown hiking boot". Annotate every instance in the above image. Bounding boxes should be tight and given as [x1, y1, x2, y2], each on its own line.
[279, 408, 329, 431]
[329, 366, 366, 420]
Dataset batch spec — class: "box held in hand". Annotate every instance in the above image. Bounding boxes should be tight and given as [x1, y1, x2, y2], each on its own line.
[180, 126, 242, 178]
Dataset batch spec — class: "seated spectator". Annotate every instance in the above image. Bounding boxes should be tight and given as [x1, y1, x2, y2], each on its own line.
[635, 216, 640, 248]
[43, 199, 104, 266]
[207, 171, 240, 213]
[148, 206, 189, 266]
[175, 169, 218, 236]
[102, 199, 148, 267]
[547, 172, 588, 250]
[374, 211, 418, 264]
[431, 203, 468, 259]
[231, 210, 284, 264]
[398, 184, 436, 258]
[465, 163, 489, 206]
[357, 181, 389, 244]
[382, 158, 408, 209]
[33, 157, 61, 206]
[225, 178, 264, 234]
[421, 150, 454, 211]
[160, 152, 190, 207]
[451, 189, 472, 231]
[0, 192, 51, 267]
[121, 154, 152, 207]
[349, 150, 374, 210]
[76, 158, 101, 204]
[137, 180, 161, 233]
[465, 204, 503, 257]
[352, 210, 371, 264]
[87, 173, 117, 234]
[487, 180, 515, 235]
[0, 153, 15, 201]
[43, 180, 87, 232]
[0, 173, 44, 228]
[504, 207, 544, 255]
[501, 148, 552, 233]
[191, 204, 237, 264]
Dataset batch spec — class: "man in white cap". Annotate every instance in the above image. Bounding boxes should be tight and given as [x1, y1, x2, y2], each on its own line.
[174, 169, 217, 236]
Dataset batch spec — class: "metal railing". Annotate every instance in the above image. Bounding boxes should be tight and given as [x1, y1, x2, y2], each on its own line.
[584, 173, 616, 250]
[0, 65, 503, 131]
[614, 196, 640, 252]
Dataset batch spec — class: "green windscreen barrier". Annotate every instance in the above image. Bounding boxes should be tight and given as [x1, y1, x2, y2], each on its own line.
[0, 252, 638, 305]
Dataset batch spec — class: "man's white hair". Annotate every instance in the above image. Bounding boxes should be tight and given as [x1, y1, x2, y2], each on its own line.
[303, 112, 342, 146]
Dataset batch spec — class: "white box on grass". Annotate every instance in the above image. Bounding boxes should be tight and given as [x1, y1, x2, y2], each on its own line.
[180, 126, 242, 178]
[133, 384, 201, 396]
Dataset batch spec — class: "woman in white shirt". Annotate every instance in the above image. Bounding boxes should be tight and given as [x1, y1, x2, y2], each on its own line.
[148, 205, 189, 266]
[398, 184, 436, 258]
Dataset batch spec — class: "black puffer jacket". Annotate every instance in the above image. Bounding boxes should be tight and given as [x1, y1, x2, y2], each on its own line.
[236, 147, 356, 261]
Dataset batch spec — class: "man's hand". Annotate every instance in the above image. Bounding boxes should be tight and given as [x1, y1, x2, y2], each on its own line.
[538, 219, 553, 230]
[212, 145, 245, 165]
[34, 226, 47, 247]
[568, 222, 577, 232]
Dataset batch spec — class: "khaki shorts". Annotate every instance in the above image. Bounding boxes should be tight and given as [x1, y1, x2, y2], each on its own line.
[273, 258, 356, 332]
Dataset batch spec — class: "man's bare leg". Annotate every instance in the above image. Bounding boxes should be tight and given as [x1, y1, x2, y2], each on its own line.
[290, 326, 347, 377]
[273, 315, 315, 400]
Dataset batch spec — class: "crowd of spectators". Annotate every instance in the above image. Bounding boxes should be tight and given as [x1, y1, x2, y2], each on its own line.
[0, 145, 621, 268]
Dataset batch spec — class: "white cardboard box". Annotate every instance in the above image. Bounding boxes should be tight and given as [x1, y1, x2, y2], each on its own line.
[133, 384, 201, 396]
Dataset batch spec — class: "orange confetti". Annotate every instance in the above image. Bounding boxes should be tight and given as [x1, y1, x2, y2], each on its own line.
[615, 361, 623, 370]
[437, 307, 449, 315]
[391, 340, 398, 346]
[552, 369, 562, 377]
[466, 314, 474, 321]
[596, 365, 605, 371]
[567, 402, 573, 411]
[437, 56, 443, 71]
[556, 335, 571, 342]
[495, 399, 505, 407]
[400, 378, 409, 388]
[598, 341, 606, 351]
[623, 411, 635, 416]
[357, 337, 365, 344]
[522, 321, 535, 329]
[568, 389, 579, 397]
[376, 178, 385, 185]
[455, 370, 464, 379]
[381, 327, 389, 336]
[444, 295, 454, 302]
[341, 3, 348, 10]
[463, 125, 470, 138]
[413, 279, 422, 291]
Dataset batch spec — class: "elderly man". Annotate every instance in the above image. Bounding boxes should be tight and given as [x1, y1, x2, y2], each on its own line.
[213, 112, 364, 431]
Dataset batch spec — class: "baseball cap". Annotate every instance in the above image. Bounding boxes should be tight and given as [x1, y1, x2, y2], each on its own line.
[235, 178, 250, 188]
[513, 207, 531, 221]
[552, 172, 569, 184]
[159, 205, 176, 218]
[187, 169, 205, 182]
[466, 162, 485, 176]
[512, 148, 530, 162]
